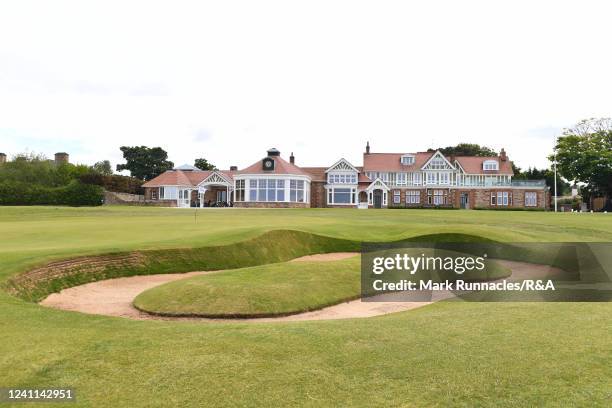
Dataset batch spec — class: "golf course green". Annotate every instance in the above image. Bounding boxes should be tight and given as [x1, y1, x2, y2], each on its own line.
[1, 206, 611, 406]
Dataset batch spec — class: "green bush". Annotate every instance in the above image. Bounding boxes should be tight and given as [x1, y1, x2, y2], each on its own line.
[79, 173, 143, 194]
[0, 180, 103, 206]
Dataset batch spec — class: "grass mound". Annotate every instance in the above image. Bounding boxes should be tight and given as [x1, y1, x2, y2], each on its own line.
[134, 248, 512, 318]
[134, 256, 361, 318]
[6, 230, 360, 302]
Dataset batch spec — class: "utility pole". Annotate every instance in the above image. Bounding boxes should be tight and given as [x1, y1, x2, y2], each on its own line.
[553, 147, 558, 212]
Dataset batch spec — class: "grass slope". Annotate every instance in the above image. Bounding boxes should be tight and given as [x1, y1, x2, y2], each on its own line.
[134, 257, 362, 317]
[134, 250, 511, 318]
[0, 207, 611, 407]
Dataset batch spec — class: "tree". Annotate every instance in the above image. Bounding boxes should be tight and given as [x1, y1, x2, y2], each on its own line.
[194, 158, 217, 171]
[551, 118, 612, 197]
[92, 160, 113, 176]
[116, 146, 174, 181]
[428, 143, 497, 157]
[516, 167, 570, 197]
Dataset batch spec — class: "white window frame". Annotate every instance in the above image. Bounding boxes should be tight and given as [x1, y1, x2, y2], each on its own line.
[406, 190, 420, 204]
[426, 172, 437, 185]
[525, 192, 537, 207]
[401, 155, 415, 165]
[483, 160, 499, 171]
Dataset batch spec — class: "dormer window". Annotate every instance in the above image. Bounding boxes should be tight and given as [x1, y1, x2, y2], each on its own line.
[401, 154, 415, 165]
[483, 160, 499, 171]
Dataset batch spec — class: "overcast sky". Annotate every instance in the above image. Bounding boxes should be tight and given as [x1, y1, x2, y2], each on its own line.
[1, 0, 611, 172]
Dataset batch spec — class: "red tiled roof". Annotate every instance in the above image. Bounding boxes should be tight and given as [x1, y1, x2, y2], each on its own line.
[454, 156, 513, 175]
[363, 152, 434, 172]
[300, 167, 326, 182]
[238, 156, 310, 177]
[363, 151, 514, 175]
[142, 170, 235, 187]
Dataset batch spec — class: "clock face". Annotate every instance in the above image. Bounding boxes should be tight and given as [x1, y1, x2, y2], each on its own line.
[262, 158, 275, 171]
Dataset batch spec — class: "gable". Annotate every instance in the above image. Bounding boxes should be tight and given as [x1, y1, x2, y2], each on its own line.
[198, 171, 232, 186]
[325, 158, 359, 173]
[421, 151, 455, 170]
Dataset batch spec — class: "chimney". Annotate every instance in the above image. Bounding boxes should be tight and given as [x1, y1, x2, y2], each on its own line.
[366, 141, 370, 154]
[230, 165, 238, 171]
[0, 153, 6, 164]
[54, 152, 69, 165]
[289, 152, 295, 165]
[500, 148, 507, 161]
[267, 148, 281, 157]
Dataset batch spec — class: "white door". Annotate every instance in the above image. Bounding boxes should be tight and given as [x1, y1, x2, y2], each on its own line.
[178, 189, 191, 207]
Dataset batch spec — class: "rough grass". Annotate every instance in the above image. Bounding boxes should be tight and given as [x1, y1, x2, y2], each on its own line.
[1, 207, 611, 407]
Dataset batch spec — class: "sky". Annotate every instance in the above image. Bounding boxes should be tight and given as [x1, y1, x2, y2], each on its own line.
[1, 0, 611, 173]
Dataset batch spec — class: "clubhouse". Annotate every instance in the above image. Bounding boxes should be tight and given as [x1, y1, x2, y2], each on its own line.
[142, 144, 549, 209]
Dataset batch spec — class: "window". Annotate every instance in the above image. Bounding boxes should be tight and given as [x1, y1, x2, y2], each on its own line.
[396, 173, 407, 185]
[258, 179, 267, 201]
[401, 155, 415, 165]
[491, 191, 511, 206]
[428, 189, 446, 205]
[433, 190, 445, 205]
[393, 191, 400, 204]
[290, 180, 305, 202]
[525, 192, 537, 207]
[439, 173, 450, 185]
[235, 180, 245, 201]
[152, 188, 159, 200]
[328, 173, 357, 184]
[413, 173, 421, 185]
[249, 179, 287, 202]
[160, 186, 177, 200]
[333, 188, 352, 204]
[483, 160, 499, 171]
[427, 156, 449, 170]
[276, 180, 285, 201]
[426, 172, 437, 185]
[406, 190, 420, 204]
[249, 180, 257, 201]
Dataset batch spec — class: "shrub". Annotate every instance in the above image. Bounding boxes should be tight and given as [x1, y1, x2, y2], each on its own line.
[79, 173, 143, 194]
[0, 180, 103, 206]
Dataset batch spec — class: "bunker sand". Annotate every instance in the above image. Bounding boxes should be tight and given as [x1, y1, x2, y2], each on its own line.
[40, 255, 565, 322]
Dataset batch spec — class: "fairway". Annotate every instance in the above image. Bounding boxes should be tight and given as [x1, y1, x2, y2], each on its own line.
[1, 207, 612, 407]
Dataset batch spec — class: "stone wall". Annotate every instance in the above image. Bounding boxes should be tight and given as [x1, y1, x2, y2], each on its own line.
[310, 181, 326, 208]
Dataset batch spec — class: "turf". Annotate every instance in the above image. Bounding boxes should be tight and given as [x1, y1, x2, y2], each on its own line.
[1, 206, 611, 407]
[134, 257, 362, 317]
[134, 251, 511, 317]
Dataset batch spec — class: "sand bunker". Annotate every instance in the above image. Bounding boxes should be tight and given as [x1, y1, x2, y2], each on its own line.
[40, 255, 565, 322]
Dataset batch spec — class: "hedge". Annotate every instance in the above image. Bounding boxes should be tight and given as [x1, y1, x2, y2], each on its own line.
[0, 180, 104, 206]
[79, 173, 143, 194]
